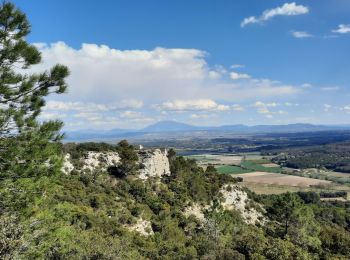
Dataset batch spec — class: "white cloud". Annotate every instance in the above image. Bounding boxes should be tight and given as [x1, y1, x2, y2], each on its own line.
[40, 112, 67, 120]
[301, 83, 312, 88]
[232, 104, 245, 111]
[32, 42, 303, 129]
[291, 31, 313, 38]
[120, 110, 142, 119]
[254, 101, 287, 117]
[44, 99, 143, 112]
[241, 2, 309, 27]
[156, 99, 230, 112]
[231, 64, 245, 69]
[332, 24, 350, 34]
[254, 101, 271, 114]
[324, 104, 332, 112]
[321, 87, 340, 91]
[284, 102, 299, 106]
[343, 105, 350, 113]
[34, 42, 299, 104]
[230, 71, 251, 80]
[190, 114, 210, 119]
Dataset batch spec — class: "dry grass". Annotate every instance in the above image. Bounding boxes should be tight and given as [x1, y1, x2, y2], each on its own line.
[236, 171, 331, 187]
[261, 163, 280, 168]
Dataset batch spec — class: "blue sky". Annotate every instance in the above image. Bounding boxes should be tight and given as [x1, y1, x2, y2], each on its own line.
[13, 0, 350, 129]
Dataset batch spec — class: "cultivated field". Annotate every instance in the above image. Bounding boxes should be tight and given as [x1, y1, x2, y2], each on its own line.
[236, 171, 331, 187]
[187, 154, 242, 166]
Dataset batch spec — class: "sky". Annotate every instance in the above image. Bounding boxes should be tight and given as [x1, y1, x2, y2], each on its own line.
[12, 0, 350, 130]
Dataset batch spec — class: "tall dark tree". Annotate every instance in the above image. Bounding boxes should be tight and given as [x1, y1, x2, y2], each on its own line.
[0, 2, 69, 177]
[108, 140, 138, 178]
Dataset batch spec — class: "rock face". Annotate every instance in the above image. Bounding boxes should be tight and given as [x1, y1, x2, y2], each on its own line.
[62, 154, 75, 175]
[220, 184, 265, 225]
[62, 149, 170, 180]
[183, 185, 265, 225]
[81, 152, 120, 172]
[138, 149, 171, 180]
[128, 218, 154, 236]
[183, 203, 206, 222]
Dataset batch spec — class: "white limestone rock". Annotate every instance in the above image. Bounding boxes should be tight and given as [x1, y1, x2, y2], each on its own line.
[62, 154, 75, 174]
[81, 151, 120, 172]
[138, 149, 170, 180]
[219, 184, 265, 225]
[61, 149, 170, 180]
[129, 218, 154, 236]
[184, 203, 206, 222]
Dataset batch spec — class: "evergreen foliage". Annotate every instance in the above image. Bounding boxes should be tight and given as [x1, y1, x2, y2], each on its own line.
[0, 2, 69, 178]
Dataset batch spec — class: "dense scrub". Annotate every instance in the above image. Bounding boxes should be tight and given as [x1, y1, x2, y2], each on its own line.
[1, 149, 350, 259]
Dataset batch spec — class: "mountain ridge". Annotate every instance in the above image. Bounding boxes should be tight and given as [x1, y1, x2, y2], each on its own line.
[64, 120, 350, 141]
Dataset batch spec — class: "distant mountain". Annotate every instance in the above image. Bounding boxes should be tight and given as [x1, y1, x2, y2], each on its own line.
[142, 121, 198, 132]
[64, 121, 350, 142]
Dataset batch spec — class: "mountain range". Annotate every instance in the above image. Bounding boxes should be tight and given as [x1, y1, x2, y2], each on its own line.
[64, 121, 350, 142]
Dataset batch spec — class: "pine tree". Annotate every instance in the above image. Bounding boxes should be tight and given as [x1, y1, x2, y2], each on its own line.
[0, 2, 69, 177]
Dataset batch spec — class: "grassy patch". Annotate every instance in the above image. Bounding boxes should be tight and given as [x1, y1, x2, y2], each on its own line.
[241, 161, 282, 173]
[216, 165, 252, 174]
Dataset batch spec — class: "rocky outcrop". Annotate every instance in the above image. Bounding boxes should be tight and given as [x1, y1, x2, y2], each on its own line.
[219, 184, 265, 225]
[183, 203, 206, 222]
[62, 154, 75, 175]
[183, 185, 266, 225]
[128, 218, 154, 236]
[62, 149, 170, 180]
[138, 149, 170, 180]
[81, 151, 120, 172]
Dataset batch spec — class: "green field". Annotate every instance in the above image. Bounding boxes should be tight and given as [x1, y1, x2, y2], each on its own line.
[216, 160, 282, 174]
[241, 161, 282, 173]
[216, 165, 253, 174]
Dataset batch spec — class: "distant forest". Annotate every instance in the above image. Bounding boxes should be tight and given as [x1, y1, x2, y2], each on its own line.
[271, 141, 350, 173]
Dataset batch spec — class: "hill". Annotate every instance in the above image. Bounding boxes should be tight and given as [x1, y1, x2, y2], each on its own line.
[3, 141, 350, 259]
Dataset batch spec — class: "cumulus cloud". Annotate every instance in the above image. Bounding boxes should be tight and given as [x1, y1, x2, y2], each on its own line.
[241, 2, 309, 27]
[332, 24, 350, 34]
[321, 87, 340, 91]
[342, 105, 350, 113]
[120, 110, 142, 119]
[324, 104, 332, 112]
[231, 64, 245, 69]
[230, 71, 251, 80]
[232, 104, 245, 111]
[284, 102, 299, 107]
[301, 83, 312, 88]
[291, 31, 313, 38]
[254, 101, 272, 114]
[254, 101, 287, 117]
[190, 114, 210, 119]
[44, 99, 143, 112]
[32, 42, 302, 129]
[34, 42, 299, 104]
[155, 99, 230, 112]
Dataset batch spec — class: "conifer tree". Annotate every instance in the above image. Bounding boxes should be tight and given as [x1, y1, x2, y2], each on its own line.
[0, 2, 69, 177]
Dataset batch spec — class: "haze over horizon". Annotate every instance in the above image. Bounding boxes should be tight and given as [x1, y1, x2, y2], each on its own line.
[13, 0, 350, 130]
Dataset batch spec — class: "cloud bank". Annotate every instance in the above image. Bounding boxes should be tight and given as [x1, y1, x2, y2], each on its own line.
[34, 42, 305, 129]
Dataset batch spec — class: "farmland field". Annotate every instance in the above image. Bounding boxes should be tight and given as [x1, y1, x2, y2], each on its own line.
[216, 165, 252, 174]
[186, 153, 242, 166]
[240, 161, 281, 173]
[236, 171, 331, 187]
